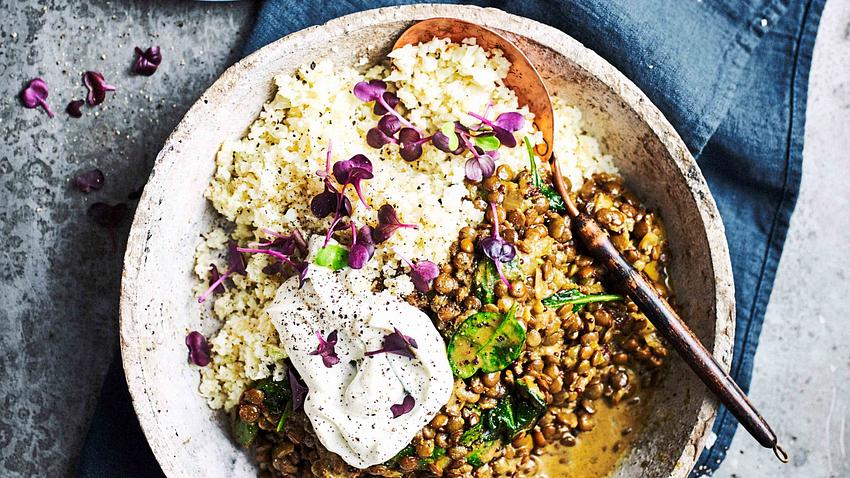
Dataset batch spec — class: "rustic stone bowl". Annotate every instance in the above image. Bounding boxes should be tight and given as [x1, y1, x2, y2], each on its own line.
[120, 4, 735, 477]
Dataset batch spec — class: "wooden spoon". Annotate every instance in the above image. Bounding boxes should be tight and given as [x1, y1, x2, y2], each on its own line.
[395, 18, 788, 463]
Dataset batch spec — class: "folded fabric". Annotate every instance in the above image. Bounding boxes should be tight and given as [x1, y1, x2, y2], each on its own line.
[77, 0, 825, 476]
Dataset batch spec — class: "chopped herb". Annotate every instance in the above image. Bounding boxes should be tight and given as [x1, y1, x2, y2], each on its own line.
[255, 376, 291, 415]
[473, 260, 498, 305]
[542, 288, 623, 312]
[447, 305, 526, 379]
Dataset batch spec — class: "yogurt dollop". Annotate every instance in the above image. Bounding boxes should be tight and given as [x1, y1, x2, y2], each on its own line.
[266, 265, 454, 469]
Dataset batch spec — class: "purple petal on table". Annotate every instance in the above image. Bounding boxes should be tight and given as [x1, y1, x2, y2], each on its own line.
[66, 99, 85, 118]
[132, 46, 162, 76]
[73, 168, 105, 193]
[83, 71, 116, 106]
[20, 78, 54, 118]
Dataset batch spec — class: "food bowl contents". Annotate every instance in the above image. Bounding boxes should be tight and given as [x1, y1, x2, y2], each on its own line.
[190, 37, 670, 478]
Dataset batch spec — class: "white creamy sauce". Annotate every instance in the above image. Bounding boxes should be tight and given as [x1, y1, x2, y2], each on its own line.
[266, 263, 454, 469]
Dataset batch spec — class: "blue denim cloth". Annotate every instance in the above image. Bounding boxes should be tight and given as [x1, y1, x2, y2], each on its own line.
[77, 1, 824, 476]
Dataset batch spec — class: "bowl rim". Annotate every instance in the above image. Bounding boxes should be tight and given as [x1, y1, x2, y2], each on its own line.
[120, 4, 735, 477]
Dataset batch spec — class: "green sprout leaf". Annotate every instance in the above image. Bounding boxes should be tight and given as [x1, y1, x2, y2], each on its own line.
[542, 288, 623, 312]
[524, 136, 566, 213]
[441, 122, 459, 151]
[473, 134, 501, 152]
[314, 244, 349, 270]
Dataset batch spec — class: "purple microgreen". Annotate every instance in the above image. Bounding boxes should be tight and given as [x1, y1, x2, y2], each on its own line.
[356, 225, 376, 256]
[73, 168, 105, 193]
[132, 46, 162, 76]
[353, 80, 415, 129]
[364, 328, 419, 359]
[391, 394, 416, 418]
[480, 203, 516, 288]
[66, 99, 84, 118]
[395, 249, 439, 293]
[441, 122, 460, 150]
[367, 127, 398, 148]
[332, 154, 373, 208]
[227, 240, 248, 275]
[348, 223, 373, 269]
[378, 114, 401, 136]
[198, 241, 246, 303]
[251, 228, 308, 257]
[316, 143, 333, 179]
[20, 78, 54, 118]
[374, 91, 401, 116]
[373, 204, 418, 243]
[398, 128, 433, 162]
[464, 154, 496, 183]
[185, 331, 211, 367]
[309, 330, 340, 368]
[366, 115, 402, 149]
[83, 71, 116, 106]
[207, 264, 226, 294]
[494, 111, 525, 132]
[311, 183, 353, 219]
[353, 79, 386, 103]
[287, 366, 308, 411]
[87, 202, 128, 252]
[467, 110, 524, 148]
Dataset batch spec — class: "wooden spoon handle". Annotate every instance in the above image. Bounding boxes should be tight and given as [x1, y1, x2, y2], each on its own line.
[572, 213, 784, 456]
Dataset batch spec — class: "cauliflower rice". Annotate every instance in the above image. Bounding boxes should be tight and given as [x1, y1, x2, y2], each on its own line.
[194, 38, 617, 410]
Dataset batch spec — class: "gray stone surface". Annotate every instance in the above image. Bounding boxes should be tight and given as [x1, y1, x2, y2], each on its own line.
[0, 1, 255, 476]
[0, 1, 846, 477]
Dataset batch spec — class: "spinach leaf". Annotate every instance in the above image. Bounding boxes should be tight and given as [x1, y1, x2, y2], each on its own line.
[473, 260, 498, 305]
[232, 417, 258, 447]
[466, 441, 499, 467]
[525, 136, 567, 213]
[542, 288, 623, 312]
[447, 305, 526, 379]
[255, 376, 291, 416]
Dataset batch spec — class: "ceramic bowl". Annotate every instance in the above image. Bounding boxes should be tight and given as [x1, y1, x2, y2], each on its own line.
[120, 4, 735, 477]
